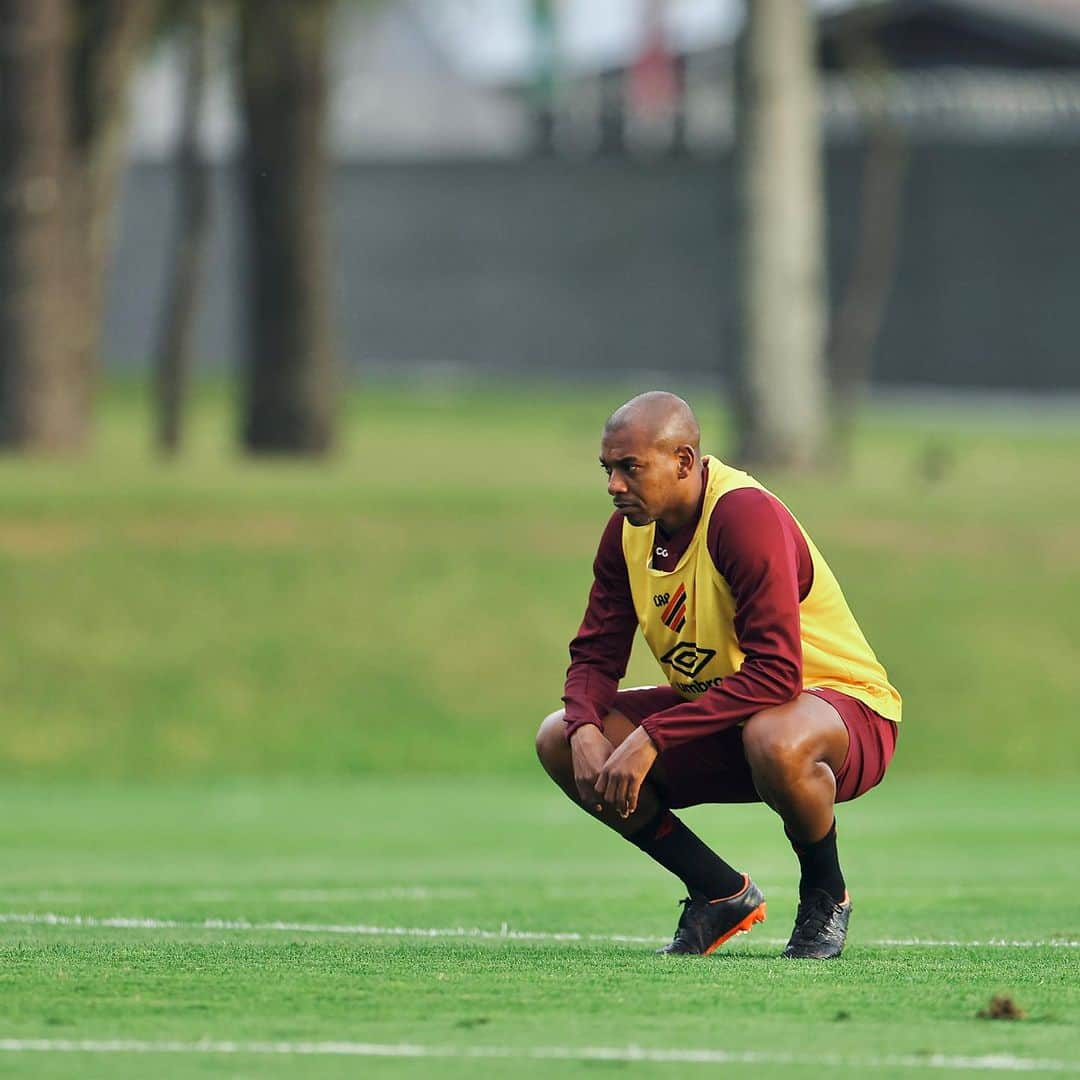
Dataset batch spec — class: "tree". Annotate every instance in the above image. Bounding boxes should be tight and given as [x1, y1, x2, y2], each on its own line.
[72, 1, 162, 378]
[153, 0, 215, 455]
[828, 28, 908, 469]
[0, 0, 83, 449]
[0, 0, 159, 451]
[237, 0, 337, 454]
[732, 0, 827, 470]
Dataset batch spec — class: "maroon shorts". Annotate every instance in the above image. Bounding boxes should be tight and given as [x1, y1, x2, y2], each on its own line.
[610, 685, 898, 810]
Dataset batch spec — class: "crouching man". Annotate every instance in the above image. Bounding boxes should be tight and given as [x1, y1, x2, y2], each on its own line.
[536, 392, 901, 958]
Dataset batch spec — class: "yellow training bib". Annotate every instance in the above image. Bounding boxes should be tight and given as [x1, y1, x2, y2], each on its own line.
[621, 457, 901, 722]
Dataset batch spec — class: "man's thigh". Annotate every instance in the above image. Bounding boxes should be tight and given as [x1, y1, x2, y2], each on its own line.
[804, 688, 899, 802]
[609, 686, 760, 809]
[610, 685, 899, 809]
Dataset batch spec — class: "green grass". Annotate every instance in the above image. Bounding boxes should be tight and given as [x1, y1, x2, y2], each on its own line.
[1, 379, 1078, 778]
[3, 383, 1078, 1074]
[1, 775, 1078, 1077]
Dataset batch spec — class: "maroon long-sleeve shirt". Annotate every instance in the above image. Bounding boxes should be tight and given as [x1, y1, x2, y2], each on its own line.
[562, 472, 814, 752]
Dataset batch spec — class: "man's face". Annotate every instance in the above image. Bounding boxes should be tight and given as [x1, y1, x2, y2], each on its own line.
[599, 426, 681, 528]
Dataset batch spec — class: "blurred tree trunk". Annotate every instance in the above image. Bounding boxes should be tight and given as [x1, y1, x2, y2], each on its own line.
[828, 31, 908, 470]
[70, 0, 161, 397]
[237, 0, 337, 454]
[733, 0, 827, 470]
[154, 0, 214, 455]
[0, 0, 158, 451]
[0, 0, 85, 449]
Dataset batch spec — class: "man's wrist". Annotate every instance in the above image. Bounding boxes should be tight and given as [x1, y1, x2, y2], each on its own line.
[638, 717, 664, 753]
[628, 725, 658, 753]
[565, 716, 602, 743]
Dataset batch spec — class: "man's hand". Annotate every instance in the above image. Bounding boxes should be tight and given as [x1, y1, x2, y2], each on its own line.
[596, 726, 658, 819]
[568, 724, 614, 812]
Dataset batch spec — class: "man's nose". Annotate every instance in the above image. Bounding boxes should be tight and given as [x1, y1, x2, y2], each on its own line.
[607, 471, 627, 496]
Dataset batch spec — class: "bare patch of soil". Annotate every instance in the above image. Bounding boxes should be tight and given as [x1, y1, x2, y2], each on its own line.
[977, 995, 1026, 1020]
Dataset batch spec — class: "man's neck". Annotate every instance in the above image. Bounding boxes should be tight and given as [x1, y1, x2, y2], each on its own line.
[656, 461, 707, 537]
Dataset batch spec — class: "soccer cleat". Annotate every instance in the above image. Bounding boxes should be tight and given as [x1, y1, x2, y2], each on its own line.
[782, 889, 852, 959]
[656, 875, 766, 956]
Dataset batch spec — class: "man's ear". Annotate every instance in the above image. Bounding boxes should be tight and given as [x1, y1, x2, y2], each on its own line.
[675, 446, 696, 479]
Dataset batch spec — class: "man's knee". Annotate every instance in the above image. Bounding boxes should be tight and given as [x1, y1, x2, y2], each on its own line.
[535, 709, 570, 773]
[743, 694, 847, 782]
[743, 706, 817, 782]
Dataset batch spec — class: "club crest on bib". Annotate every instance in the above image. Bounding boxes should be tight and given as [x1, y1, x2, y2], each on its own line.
[658, 583, 688, 632]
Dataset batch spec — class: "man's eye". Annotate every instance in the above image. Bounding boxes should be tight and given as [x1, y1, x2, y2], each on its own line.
[627, 464, 641, 474]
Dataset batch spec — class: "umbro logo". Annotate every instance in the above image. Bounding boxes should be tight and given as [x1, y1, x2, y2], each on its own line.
[660, 641, 716, 679]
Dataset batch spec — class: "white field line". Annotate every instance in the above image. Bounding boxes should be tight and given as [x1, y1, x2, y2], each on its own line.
[0, 1039, 1077, 1072]
[1, 911, 1078, 950]
[0, 911, 660, 945]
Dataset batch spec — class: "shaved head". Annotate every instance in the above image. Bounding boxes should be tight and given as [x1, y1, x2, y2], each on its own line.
[604, 391, 700, 455]
[599, 392, 704, 533]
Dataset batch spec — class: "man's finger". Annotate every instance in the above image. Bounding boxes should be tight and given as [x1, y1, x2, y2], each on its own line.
[598, 772, 612, 806]
[580, 778, 602, 809]
[609, 777, 626, 812]
[596, 766, 610, 797]
[589, 778, 605, 813]
[612, 773, 628, 814]
[602, 772, 620, 809]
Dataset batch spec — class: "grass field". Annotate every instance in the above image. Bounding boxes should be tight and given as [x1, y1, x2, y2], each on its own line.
[2, 775, 1078, 1077]
[1, 380, 1078, 778]
[2, 381, 1079, 1076]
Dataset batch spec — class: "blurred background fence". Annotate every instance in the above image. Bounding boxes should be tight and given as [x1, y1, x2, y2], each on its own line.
[98, 0, 1080, 395]
[108, 145, 1080, 390]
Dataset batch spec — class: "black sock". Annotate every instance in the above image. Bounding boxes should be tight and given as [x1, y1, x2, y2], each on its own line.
[787, 820, 846, 904]
[628, 808, 746, 900]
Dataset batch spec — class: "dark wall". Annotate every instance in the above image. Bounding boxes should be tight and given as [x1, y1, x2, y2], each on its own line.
[105, 146, 1080, 390]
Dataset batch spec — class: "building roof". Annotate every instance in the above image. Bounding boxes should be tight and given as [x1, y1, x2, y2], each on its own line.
[425, 0, 1080, 86]
[945, 0, 1080, 45]
[820, 0, 1080, 65]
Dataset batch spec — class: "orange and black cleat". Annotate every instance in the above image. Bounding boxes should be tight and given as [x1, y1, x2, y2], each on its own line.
[656, 875, 766, 956]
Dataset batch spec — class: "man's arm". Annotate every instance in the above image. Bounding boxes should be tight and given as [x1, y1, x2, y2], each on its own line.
[561, 511, 638, 740]
[639, 488, 810, 753]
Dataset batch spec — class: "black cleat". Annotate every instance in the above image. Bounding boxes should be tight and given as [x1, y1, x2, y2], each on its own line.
[782, 889, 852, 959]
[656, 875, 766, 956]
